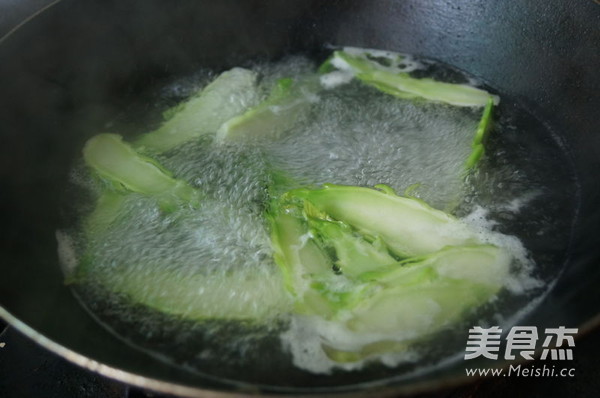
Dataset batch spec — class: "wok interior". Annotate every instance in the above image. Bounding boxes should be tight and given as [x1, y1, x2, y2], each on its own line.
[0, 0, 598, 394]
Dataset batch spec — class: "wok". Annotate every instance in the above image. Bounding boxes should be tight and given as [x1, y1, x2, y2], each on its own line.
[0, 0, 599, 396]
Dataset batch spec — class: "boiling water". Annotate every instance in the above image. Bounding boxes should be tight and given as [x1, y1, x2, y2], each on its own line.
[59, 52, 577, 388]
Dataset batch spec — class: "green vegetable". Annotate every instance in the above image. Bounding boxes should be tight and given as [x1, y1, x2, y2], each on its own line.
[465, 97, 495, 169]
[216, 77, 316, 143]
[83, 133, 200, 210]
[135, 67, 258, 152]
[81, 258, 292, 321]
[329, 50, 498, 107]
[345, 245, 509, 333]
[268, 207, 342, 318]
[321, 245, 509, 361]
[288, 184, 480, 258]
[80, 132, 291, 320]
[269, 184, 510, 363]
[84, 190, 128, 236]
[360, 244, 510, 287]
[317, 55, 335, 74]
[308, 218, 397, 278]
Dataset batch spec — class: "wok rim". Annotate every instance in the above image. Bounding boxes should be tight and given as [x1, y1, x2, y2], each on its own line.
[0, 0, 64, 46]
[3, 304, 600, 397]
[0, 305, 471, 397]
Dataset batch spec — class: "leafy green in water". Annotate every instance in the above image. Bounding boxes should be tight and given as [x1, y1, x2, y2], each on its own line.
[83, 133, 200, 211]
[465, 98, 495, 169]
[288, 184, 480, 257]
[134, 67, 259, 152]
[269, 184, 511, 363]
[216, 77, 317, 143]
[328, 49, 498, 107]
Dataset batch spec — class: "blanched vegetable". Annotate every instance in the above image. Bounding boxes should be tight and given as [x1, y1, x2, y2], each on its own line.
[84, 190, 128, 236]
[83, 133, 200, 210]
[216, 77, 316, 143]
[269, 184, 511, 363]
[322, 245, 509, 360]
[78, 255, 293, 321]
[347, 245, 510, 333]
[466, 97, 495, 169]
[328, 49, 498, 107]
[288, 184, 480, 257]
[269, 208, 352, 318]
[308, 218, 397, 278]
[135, 67, 259, 152]
[80, 133, 291, 321]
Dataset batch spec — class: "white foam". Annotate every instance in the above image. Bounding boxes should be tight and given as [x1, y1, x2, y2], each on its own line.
[281, 314, 420, 374]
[461, 206, 543, 294]
[500, 190, 541, 213]
[320, 70, 354, 89]
[56, 230, 78, 277]
[342, 46, 424, 73]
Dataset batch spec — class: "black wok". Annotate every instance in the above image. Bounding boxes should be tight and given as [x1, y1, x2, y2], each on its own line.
[0, 0, 599, 396]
